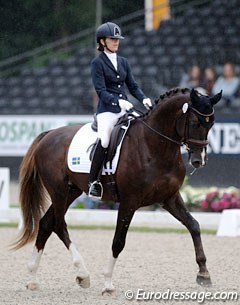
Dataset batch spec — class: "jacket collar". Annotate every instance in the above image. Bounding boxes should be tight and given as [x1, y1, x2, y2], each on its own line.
[100, 52, 119, 73]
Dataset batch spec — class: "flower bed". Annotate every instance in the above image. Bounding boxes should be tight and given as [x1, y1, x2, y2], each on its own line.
[200, 188, 240, 212]
[181, 183, 240, 212]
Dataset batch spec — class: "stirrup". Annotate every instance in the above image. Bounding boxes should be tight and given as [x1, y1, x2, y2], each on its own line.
[88, 181, 103, 199]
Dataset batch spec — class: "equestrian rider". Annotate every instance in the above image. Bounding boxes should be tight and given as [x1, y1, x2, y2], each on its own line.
[89, 22, 152, 199]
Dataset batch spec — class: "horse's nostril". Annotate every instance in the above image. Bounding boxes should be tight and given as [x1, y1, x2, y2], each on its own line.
[192, 161, 201, 168]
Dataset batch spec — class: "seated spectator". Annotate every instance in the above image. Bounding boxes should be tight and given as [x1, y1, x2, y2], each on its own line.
[212, 62, 239, 107]
[179, 65, 202, 89]
[203, 66, 216, 96]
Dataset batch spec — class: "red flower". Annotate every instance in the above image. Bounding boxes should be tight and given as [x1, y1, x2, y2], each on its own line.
[200, 189, 240, 212]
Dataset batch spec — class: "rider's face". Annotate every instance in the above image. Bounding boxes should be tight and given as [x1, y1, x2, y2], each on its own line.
[102, 38, 119, 53]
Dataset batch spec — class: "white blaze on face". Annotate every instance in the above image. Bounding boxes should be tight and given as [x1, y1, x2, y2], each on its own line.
[201, 148, 206, 166]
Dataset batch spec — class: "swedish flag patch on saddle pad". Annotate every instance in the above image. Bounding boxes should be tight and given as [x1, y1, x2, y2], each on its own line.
[67, 123, 129, 175]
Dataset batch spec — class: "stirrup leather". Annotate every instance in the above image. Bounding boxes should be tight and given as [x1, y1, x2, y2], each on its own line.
[88, 181, 103, 199]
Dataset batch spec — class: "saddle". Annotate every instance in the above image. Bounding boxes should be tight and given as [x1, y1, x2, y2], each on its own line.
[90, 113, 133, 165]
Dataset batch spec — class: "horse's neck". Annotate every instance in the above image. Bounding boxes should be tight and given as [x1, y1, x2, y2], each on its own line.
[146, 102, 180, 141]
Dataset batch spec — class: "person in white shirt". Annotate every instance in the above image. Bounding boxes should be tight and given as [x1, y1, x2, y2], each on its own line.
[212, 62, 239, 107]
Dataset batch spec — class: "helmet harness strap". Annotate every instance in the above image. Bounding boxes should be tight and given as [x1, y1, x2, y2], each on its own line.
[102, 38, 115, 53]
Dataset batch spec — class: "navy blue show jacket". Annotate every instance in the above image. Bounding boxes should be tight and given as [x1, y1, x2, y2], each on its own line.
[91, 52, 146, 114]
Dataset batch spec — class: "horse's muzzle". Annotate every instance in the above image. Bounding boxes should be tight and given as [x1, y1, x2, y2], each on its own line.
[189, 149, 208, 168]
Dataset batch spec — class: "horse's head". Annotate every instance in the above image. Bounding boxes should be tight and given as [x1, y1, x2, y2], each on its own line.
[177, 88, 222, 168]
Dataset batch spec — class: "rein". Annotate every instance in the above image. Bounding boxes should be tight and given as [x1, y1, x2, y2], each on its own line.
[139, 119, 183, 146]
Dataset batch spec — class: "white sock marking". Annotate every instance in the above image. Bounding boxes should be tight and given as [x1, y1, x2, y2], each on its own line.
[69, 243, 89, 278]
[27, 247, 43, 288]
[103, 254, 117, 291]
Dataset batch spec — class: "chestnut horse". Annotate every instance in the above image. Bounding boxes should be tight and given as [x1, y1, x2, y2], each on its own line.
[14, 88, 221, 294]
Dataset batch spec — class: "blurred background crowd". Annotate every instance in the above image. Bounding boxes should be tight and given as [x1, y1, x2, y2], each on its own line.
[179, 62, 240, 111]
[0, 0, 239, 115]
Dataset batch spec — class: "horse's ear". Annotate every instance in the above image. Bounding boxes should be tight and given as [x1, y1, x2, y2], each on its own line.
[190, 88, 201, 106]
[210, 90, 222, 105]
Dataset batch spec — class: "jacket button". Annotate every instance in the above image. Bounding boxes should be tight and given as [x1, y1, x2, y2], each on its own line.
[117, 75, 120, 78]
[118, 85, 121, 88]
[119, 94, 123, 97]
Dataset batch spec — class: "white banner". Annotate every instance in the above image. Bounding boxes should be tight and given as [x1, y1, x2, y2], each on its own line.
[0, 168, 10, 210]
[0, 115, 92, 156]
[208, 122, 240, 154]
[0, 116, 240, 156]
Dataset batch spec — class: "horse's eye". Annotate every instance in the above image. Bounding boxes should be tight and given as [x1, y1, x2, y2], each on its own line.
[190, 121, 200, 129]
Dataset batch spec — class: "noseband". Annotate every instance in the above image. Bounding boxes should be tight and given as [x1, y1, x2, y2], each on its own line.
[139, 104, 214, 151]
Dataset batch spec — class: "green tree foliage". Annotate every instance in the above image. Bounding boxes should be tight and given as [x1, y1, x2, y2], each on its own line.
[0, 0, 143, 61]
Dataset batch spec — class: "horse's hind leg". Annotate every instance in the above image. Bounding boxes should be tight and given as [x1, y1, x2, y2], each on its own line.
[51, 188, 90, 288]
[26, 205, 55, 290]
[27, 188, 89, 290]
[163, 193, 211, 286]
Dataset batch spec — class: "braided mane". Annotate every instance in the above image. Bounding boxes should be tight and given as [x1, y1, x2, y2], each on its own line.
[140, 87, 191, 119]
[154, 87, 190, 105]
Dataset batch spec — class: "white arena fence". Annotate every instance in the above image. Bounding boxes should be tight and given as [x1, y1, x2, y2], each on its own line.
[0, 168, 10, 211]
[0, 171, 222, 232]
[0, 170, 239, 236]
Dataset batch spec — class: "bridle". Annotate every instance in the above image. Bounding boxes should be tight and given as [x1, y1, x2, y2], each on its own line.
[138, 104, 214, 151]
[179, 106, 213, 151]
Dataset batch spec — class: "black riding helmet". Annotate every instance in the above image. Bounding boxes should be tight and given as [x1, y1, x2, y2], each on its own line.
[96, 22, 124, 43]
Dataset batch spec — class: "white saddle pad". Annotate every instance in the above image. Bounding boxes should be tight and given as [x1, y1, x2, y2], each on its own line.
[67, 122, 129, 175]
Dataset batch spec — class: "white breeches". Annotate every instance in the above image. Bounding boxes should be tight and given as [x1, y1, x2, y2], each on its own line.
[97, 110, 126, 148]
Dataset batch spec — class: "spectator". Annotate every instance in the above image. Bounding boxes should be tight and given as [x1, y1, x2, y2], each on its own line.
[203, 66, 216, 96]
[179, 65, 202, 89]
[212, 62, 239, 107]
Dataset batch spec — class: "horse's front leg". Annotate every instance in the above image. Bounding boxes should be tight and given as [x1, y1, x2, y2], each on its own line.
[102, 207, 135, 295]
[163, 192, 211, 286]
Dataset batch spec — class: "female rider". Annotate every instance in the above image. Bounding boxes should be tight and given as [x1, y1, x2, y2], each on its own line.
[89, 22, 152, 199]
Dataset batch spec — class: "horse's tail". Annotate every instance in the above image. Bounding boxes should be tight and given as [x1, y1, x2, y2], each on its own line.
[12, 131, 50, 250]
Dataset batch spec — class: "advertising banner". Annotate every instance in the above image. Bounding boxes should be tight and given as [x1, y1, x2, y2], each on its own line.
[208, 122, 240, 154]
[0, 115, 239, 156]
[0, 115, 92, 156]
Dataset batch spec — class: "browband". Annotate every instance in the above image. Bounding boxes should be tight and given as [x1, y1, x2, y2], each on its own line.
[191, 106, 214, 117]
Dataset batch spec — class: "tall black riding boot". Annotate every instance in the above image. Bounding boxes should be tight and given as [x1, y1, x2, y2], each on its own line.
[88, 140, 107, 199]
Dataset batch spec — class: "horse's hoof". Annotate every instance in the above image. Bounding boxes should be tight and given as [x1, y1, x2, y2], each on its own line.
[26, 281, 39, 290]
[196, 274, 212, 286]
[76, 275, 90, 288]
[102, 287, 116, 296]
